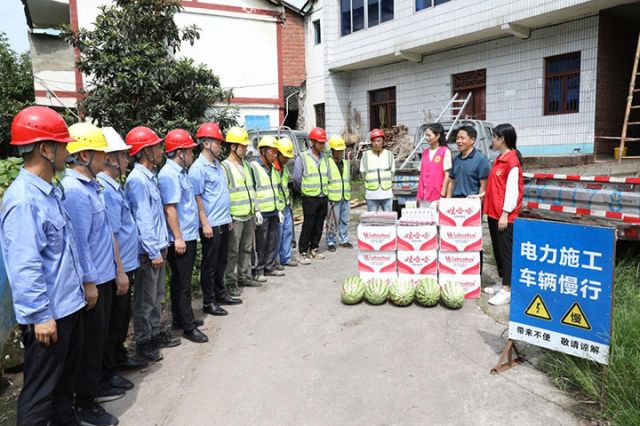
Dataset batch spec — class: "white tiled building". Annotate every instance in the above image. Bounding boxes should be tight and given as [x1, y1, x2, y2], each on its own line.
[304, 0, 640, 157]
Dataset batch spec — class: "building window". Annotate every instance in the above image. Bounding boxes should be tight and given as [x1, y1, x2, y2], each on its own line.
[369, 87, 396, 130]
[313, 20, 321, 44]
[342, 0, 393, 36]
[544, 52, 581, 115]
[416, 0, 450, 12]
[314, 103, 325, 129]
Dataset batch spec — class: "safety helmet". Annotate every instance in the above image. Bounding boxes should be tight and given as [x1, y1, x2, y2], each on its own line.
[328, 135, 346, 151]
[196, 122, 223, 141]
[67, 123, 109, 155]
[276, 137, 294, 158]
[10, 106, 75, 146]
[126, 126, 162, 156]
[309, 127, 327, 143]
[102, 127, 131, 153]
[165, 129, 197, 153]
[370, 128, 385, 141]
[225, 127, 250, 146]
[257, 135, 278, 149]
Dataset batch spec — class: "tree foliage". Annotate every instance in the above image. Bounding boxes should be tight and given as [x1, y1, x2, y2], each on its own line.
[0, 33, 34, 157]
[63, 0, 238, 136]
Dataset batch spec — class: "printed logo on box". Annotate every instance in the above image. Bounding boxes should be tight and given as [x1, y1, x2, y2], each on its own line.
[396, 225, 438, 251]
[357, 225, 397, 251]
[357, 251, 397, 273]
[439, 274, 481, 299]
[397, 250, 438, 275]
[360, 272, 397, 287]
[439, 198, 482, 227]
[397, 274, 437, 286]
[439, 226, 483, 252]
[438, 252, 481, 275]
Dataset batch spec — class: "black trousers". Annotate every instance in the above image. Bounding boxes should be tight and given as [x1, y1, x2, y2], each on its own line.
[168, 240, 197, 331]
[488, 217, 514, 286]
[299, 195, 328, 253]
[254, 215, 280, 275]
[104, 270, 135, 375]
[200, 225, 230, 305]
[76, 280, 113, 407]
[17, 310, 83, 426]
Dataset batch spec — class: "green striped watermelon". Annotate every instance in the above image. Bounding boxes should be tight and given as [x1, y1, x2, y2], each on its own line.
[415, 277, 440, 307]
[441, 281, 465, 309]
[341, 276, 366, 305]
[389, 279, 415, 306]
[365, 279, 389, 305]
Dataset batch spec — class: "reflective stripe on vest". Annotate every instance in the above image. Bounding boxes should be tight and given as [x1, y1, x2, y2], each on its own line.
[276, 167, 290, 211]
[363, 150, 393, 191]
[250, 161, 278, 213]
[222, 159, 256, 217]
[301, 152, 328, 197]
[327, 158, 351, 202]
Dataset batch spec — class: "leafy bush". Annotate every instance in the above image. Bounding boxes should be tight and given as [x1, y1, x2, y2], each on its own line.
[0, 157, 23, 196]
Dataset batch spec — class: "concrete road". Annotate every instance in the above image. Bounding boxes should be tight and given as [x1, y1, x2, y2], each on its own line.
[107, 237, 583, 426]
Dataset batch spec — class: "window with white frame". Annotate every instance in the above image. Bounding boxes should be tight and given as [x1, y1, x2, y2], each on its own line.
[416, 0, 450, 12]
[341, 0, 393, 36]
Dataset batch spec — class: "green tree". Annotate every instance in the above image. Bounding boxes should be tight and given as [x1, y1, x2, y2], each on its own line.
[0, 33, 34, 157]
[63, 0, 238, 136]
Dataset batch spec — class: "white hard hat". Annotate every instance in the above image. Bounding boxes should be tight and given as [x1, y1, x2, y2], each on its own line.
[102, 127, 132, 153]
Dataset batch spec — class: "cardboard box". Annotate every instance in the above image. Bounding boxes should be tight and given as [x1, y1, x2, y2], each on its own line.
[439, 198, 482, 227]
[397, 274, 437, 286]
[357, 251, 397, 273]
[439, 274, 481, 299]
[439, 226, 483, 252]
[438, 252, 481, 275]
[396, 225, 438, 251]
[360, 272, 397, 287]
[400, 207, 438, 224]
[396, 250, 438, 275]
[357, 224, 397, 251]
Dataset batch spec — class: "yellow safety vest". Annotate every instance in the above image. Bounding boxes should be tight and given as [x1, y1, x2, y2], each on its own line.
[221, 159, 256, 217]
[363, 149, 393, 191]
[327, 157, 351, 202]
[276, 166, 290, 211]
[250, 161, 278, 213]
[301, 152, 328, 197]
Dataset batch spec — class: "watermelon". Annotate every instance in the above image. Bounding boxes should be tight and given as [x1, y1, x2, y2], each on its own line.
[341, 276, 366, 304]
[415, 277, 440, 307]
[441, 281, 465, 309]
[389, 279, 415, 306]
[365, 279, 389, 305]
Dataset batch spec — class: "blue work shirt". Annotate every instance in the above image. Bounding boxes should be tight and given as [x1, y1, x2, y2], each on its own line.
[97, 172, 140, 273]
[188, 155, 231, 227]
[158, 159, 199, 241]
[0, 169, 85, 324]
[61, 168, 117, 285]
[450, 148, 491, 197]
[125, 163, 169, 260]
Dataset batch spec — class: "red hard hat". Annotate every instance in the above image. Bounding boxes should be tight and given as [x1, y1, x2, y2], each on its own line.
[126, 126, 162, 156]
[309, 127, 327, 142]
[370, 128, 385, 141]
[165, 129, 197, 153]
[10, 106, 75, 146]
[196, 122, 223, 141]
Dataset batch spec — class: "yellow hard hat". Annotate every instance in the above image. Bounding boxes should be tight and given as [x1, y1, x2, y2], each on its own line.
[225, 127, 250, 145]
[328, 135, 346, 151]
[67, 123, 109, 155]
[257, 135, 278, 149]
[276, 137, 294, 158]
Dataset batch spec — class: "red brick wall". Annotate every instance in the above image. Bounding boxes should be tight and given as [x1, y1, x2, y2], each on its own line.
[594, 14, 638, 156]
[281, 8, 306, 87]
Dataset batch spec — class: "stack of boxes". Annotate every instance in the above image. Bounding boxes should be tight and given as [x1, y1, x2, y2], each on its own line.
[396, 209, 438, 285]
[357, 214, 398, 286]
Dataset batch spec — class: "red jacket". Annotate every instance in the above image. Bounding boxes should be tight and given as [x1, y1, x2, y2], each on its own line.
[484, 150, 523, 222]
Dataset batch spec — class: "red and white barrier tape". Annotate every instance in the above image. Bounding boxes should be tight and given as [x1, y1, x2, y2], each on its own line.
[523, 173, 640, 184]
[525, 202, 640, 224]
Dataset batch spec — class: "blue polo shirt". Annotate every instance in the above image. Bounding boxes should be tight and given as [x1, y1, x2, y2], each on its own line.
[188, 155, 231, 227]
[158, 159, 199, 241]
[97, 172, 140, 273]
[450, 148, 491, 197]
[61, 168, 117, 285]
[0, 169, 85, 324]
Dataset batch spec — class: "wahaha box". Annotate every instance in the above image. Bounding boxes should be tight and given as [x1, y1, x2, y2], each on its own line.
[439, 198, 482, 227]
[396, 250, 438, 275]
[396, 225, 438, 251]
[357, 225, 397, 251]
[360, 272, 397, 286]
[439, 274, 481, 299]
[397, 274, 437, 286]
[357, 252, 397, 273]
[438, 252, 481, 275]
[439, 226, 483, 252]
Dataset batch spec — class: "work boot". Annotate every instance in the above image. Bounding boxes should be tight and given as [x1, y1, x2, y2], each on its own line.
[227, 285, 243, 297]
[77, 403, 119, 426]
[265, 269, 285, 277]
[253, 274, 268, 283]
[328, 245, 336, 252]
[340, 242, 354, 249]
[283, 260, 298, 267]
[136, 340, 162, 363]
[155, 329, 181, 349]
[239, 277, 262, 287]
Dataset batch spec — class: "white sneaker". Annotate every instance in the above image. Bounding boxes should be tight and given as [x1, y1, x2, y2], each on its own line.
[253, 274, 268, 283]
[483, 282, 503, 295]
[488, 289, 511, 306]
[299, 252, 311, 265]
[310, 249, 325, 260]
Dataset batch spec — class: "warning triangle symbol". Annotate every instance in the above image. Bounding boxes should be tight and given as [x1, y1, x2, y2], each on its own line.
[525, 295, 552, 320]
[561, 302, 592, 330]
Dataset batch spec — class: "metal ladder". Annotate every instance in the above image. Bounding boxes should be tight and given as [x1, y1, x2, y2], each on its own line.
[400, 92, 472, 169]
[618, 32, 640, 163]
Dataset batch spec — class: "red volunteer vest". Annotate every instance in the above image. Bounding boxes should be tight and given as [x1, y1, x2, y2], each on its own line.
[484, 150, 523, 222]
[417, 146, 448, 202]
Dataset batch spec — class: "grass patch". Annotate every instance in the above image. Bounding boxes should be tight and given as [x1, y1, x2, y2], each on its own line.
[541, 256, 640, 425]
